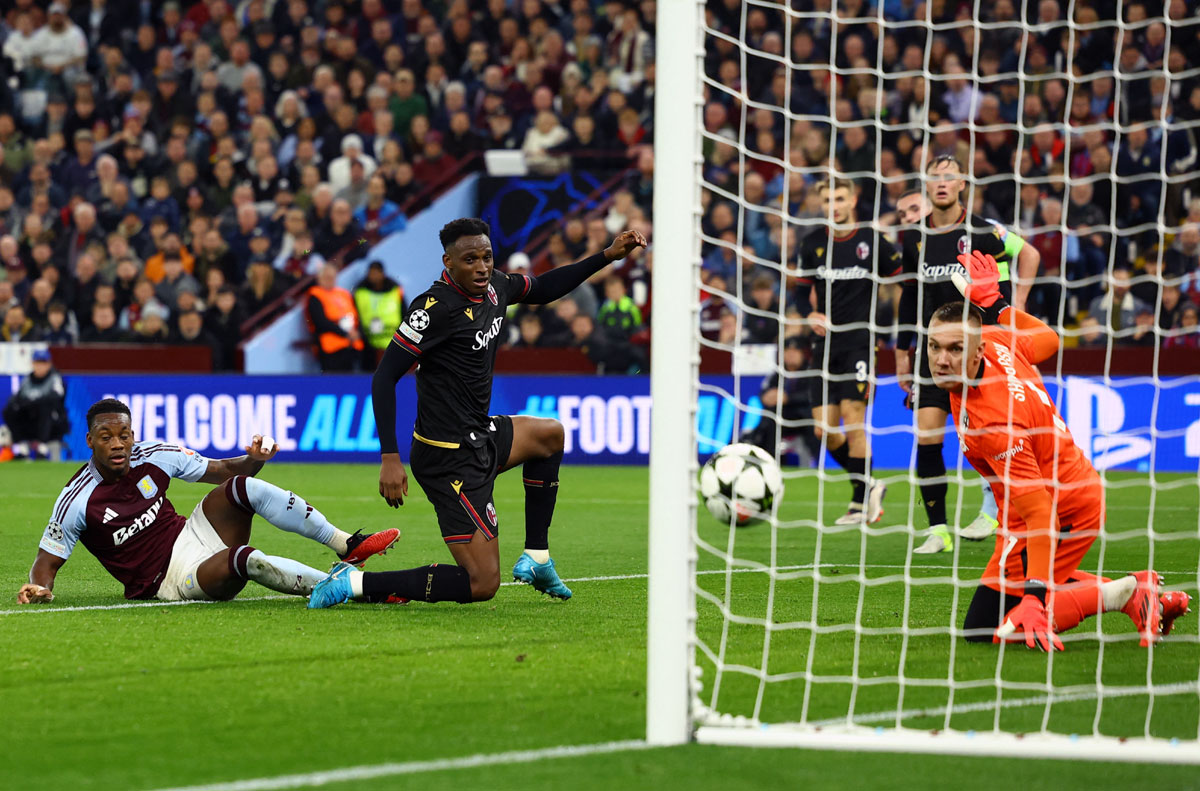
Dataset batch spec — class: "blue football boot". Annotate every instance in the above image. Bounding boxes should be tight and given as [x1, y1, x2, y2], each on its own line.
[512, 553, 572, 600]
[307, 561, 356, 609]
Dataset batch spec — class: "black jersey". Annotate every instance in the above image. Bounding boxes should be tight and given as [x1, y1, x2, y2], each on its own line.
[899, 210, 1010, 333]
[795, 226, 901, 350]
[391, 269, 531, 446]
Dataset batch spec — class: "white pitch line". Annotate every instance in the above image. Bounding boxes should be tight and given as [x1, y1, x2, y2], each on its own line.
[814, 681, 1200, 727]
[0, 564, 990, 617]
[4, 563, 1197, 617]
[142, 739, 652, 791]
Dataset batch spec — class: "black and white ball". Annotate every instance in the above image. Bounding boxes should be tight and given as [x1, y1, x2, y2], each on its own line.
[699, 443, 784, 526]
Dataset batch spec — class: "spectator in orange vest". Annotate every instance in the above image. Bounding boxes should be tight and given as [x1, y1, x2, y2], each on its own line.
[307, 263, 363, 372]
[143, 232, 195, 283]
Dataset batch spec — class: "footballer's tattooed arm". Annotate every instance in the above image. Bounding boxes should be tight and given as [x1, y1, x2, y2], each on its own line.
[16, 550, 65, 603]
[197, 434, 280, 484]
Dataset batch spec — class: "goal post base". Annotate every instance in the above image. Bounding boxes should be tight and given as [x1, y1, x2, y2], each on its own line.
[695, 724, 1200, 765]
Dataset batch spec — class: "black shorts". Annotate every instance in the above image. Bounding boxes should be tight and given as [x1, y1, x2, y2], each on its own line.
[409, 415, 515, 544]
[909, 346, 952, 412]
[809, 343, 872, 407]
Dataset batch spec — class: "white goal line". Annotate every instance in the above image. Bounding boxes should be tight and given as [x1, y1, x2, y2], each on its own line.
[141, 739, 653, 791]
[813, 680, 1200, 728]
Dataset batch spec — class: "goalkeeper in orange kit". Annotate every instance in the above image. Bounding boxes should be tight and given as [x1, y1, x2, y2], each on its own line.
[926, 250, 1190, 650]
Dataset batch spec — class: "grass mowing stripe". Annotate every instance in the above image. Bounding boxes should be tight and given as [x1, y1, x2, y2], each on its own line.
[0, 564, 993, 616]
[141, 740, 653, 791]
[5, 564, 1196, 616]
[814, 681, 1200, 727]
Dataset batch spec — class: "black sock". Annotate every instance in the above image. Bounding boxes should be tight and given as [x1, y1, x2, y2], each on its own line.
[845, 456, 867, 505]
[522, 450, 562, 551]
[828, 441, 852, 471]
[362, 563, 473, 603]
[916, 443, 948, 526]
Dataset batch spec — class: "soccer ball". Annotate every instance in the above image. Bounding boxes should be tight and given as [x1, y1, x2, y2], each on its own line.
[699, 443, 784, 526]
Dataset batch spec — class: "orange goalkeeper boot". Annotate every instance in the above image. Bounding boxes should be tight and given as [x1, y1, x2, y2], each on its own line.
[1121, 571, 1164, 647]
[1160, 590, 1191, 637]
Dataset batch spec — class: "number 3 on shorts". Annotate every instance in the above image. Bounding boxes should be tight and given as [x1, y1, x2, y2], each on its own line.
[855, 360, 868, 382]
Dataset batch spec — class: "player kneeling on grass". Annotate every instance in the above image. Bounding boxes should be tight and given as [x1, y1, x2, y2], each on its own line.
[928, 251, 1191, 650]
[307, 219, 647, 609]
[16, 398, 399, 605]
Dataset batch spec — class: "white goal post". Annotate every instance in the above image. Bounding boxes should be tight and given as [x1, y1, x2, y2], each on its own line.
[647, 0, 1200, 762]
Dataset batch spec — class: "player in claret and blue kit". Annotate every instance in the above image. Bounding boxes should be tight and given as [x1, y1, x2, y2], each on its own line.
[16, 398, 398, 605]
[928, 251, 1190, 650]
[308, 218, 647, 609]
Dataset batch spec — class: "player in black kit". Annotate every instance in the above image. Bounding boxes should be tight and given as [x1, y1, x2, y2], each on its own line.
[793, 178, 893, 524]
[896, 155, 1039, 554]
[308, 218, 647, 609]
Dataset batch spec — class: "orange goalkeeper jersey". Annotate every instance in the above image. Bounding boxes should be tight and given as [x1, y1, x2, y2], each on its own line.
[948, 325, 1100, 521]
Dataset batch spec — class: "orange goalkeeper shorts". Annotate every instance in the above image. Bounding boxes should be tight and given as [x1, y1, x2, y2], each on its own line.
[980, 483, 1105, 596]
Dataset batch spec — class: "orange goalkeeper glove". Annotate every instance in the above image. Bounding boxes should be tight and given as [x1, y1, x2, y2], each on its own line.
[994, 590, 1064, 652]
[952, 249, 1003, 308]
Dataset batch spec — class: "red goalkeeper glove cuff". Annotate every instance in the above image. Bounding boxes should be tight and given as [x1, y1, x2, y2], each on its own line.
[952, 250, 1003, 308]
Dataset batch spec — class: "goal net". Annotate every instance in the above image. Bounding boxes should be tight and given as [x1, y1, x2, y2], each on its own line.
[647, 0, 1200, 762]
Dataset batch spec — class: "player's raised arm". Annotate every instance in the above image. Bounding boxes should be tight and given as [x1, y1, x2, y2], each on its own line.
[1012, 238, 1041, 313]
[997, 306, 1060, 363]
[519, 229, 647, 305]
[954, 250, 1059, 363]
[198, 435, 279, 484]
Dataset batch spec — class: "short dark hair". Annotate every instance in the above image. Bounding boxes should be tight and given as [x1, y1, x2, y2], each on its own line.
[927, 154, 964, 174]
[931, 301, 983, 327]
[439, 218, 491, 251]
[86, 398, 131, 431]
[898, 187, 923, 201]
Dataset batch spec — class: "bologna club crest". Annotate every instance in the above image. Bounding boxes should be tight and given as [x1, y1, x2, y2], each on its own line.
[486, 502, 498, 526]
[487, 284, 498, 305]
[855, 241, 870, 260]
[957, 235, 968, 254]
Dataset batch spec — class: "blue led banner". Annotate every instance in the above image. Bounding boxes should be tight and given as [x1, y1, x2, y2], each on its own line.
[2, 373, 1196, 471]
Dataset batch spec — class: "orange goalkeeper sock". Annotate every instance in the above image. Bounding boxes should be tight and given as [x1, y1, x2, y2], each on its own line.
[1049, 580, 1106, 632]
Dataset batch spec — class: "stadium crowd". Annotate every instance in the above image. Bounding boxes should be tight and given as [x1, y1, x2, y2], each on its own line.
[0, 0, 1199, 373]
[688, 0, 1200, 352]
[0, 0, 656, 370]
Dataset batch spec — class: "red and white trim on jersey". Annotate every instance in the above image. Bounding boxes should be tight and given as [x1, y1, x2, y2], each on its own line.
[517, 273, 532, 301]
[440, 271, 484, 303]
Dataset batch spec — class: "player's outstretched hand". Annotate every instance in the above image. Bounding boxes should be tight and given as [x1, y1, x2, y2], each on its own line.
[952, 250, 1002, 308]
[603, 229, 648, 261]
[245, 434, 279, 462]
[808, 311, 828, 337]
[994, 594, 1064, 652]
[379, 454, 409, 508]
[16, 584, 54, 604]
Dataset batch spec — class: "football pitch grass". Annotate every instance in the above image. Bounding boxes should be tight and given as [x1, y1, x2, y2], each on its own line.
[2, 462, 1198, 790]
